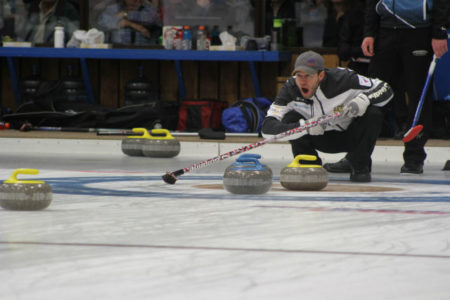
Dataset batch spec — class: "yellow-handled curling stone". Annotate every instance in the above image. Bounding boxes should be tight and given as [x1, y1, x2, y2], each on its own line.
[0, 169, 52, 210]
[142, 129, 180, 158]
[223, 153, 272, 194]
[121, 128, 150, 156]
[280, 154, 328, 191]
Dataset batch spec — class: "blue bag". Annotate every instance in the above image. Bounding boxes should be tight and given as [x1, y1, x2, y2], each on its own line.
[221, 97, 272, 133]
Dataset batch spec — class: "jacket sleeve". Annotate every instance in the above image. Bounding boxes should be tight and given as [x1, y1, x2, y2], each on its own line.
[431, 0, 449, 40]
[361, 78, 393, 107]
[363, 0, 379, 38]
[261, 79, 307, 141]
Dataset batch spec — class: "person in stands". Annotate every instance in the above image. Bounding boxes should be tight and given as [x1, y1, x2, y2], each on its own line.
[97, 0, 161, 46]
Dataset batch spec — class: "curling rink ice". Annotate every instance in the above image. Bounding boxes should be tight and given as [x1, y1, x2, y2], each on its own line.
[1, 137, 450, 300]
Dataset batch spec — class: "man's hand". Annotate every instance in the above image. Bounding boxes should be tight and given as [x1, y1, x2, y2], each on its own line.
[432, 39, 448, 58]
[301, 118, 326, 136]
[343, 94, 370, 118]
[361, 37, 375, 57]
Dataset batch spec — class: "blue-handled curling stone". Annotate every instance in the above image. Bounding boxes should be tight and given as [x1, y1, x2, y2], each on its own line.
[223, 154, 272, 194]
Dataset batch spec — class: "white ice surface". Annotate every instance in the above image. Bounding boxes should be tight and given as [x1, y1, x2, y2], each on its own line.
[0, 138, 449, 300]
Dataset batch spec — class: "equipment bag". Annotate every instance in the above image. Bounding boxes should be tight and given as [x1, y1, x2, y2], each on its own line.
[177, 99, 228, 132]
[4, 80, 179, 130]
[221, 97, 272, 133]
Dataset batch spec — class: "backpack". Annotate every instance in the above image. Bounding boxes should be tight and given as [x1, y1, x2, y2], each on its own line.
[221, 97, 272, 133]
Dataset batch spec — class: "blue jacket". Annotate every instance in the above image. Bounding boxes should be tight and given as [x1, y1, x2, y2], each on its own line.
[364, 0, 448, 39]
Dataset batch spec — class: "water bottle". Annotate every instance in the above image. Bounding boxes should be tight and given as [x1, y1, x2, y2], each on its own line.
[54, 24, 65, 48]
[182, 25, 192, 50]
[174, 28, 183, 50]
[196, 25, 207, 50]
[164, 27, 176, 49]
[270, 19, 283, 51]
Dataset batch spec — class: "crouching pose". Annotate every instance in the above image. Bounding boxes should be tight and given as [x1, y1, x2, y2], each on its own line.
[261, 51, 393, 182]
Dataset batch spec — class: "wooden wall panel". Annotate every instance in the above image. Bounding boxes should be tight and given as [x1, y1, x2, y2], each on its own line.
[323, 54, 340, 68]
[40, 58, 60, 81]
[87, 60, 100, 104]
[239, 62, 253, 99]
[99, 60, 120, 107]
[160, 61, 178, 101]
[120, 60, 139, 106]
[199, 61, 219, 100]
[0, 59, 15, 111]
[2, 53, 338, 111]
[219, 61, 238, 104]
[142, 60, 160, 96]
[183, 61, 198, 99]
[260, 62, 278, 100]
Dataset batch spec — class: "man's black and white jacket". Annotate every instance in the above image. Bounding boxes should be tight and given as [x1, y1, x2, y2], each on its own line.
[261, 68, 393, 140]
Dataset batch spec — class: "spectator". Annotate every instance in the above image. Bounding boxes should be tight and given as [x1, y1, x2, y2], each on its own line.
[261, 51, 393, 182]
[337, 0, 368, 74]
[16, 0, 79, 44]
[190, 0, 226, 18]
[360, 0, 448, 174]
[98, 0, 162, 46]
[265, 0, 299, 47]
[297, 0, 327, 47]
[161, 0, 191, 25]
[0, 0, 17, 39]
[322, 0, 347, 47]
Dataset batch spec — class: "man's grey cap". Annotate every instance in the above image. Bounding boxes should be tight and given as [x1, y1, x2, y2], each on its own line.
[292, 51, 325, 75]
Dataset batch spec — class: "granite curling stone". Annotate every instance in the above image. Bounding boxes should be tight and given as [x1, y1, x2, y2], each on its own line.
[0, 169, 52, 211]
[280, 154, 328, 191]
[142, 129, 180, 158]
[121, 128, 150, 156]
[223, 153, 272, 194]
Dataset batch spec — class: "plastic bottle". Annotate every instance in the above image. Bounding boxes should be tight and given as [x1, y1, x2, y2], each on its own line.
[182, 25, 192, 50]
[54, 24, 65, 48]
[271, 19, 283, 51]
[196, 26, 207, 50]
[174, 28, 183, 50]
[164, 27, 176, 49]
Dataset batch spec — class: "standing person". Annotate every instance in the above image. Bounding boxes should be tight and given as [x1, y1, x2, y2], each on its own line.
[265, 0, 299, 46]
[322, 0, 348, 47]
[16, 0, 79, 44]
[261, 51, 393, 182]
[336, 0, 368, 75]
[97, 0, 162, 46]
[360, 0, 448, 174]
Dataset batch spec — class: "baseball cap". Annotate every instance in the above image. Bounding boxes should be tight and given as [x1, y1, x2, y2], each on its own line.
[292, 51, 324, 75]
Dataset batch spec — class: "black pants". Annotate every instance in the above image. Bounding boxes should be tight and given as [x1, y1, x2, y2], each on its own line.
[288, 106, 383, 171]
[369, 28, 433, 164]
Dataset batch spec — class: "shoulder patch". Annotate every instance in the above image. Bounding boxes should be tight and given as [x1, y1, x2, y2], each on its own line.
[358, 75, 372, 87]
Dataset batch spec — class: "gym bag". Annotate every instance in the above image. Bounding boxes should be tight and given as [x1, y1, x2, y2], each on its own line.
[221, 97, 272, 133]
[177, 99, 228, 132]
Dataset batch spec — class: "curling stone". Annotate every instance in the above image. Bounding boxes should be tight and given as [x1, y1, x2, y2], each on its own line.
[280, 154, 328, 191]
[142, 129, 180, 158]
[223, 153, 272, 194]
[121, 128, 150, 156]
[142, 129, 180, 157]
[0, 169, 52, 211]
